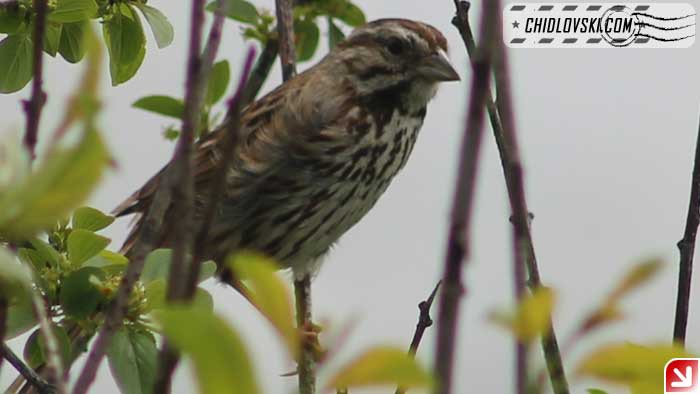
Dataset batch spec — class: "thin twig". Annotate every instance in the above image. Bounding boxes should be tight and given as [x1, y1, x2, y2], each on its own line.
[433, 2, 497, 393]
[2, 343, 56, 394]
[30, 294, 65, 393]
[240, 38, 279, 107]
[22, 0, 48, 159]
[674, 112, 700, 345]
[151, 0, 218, 391]
[275, 0, 297, 80]
[452, 2, 570, 393]
[0, 296, 6, 370]
[396, 281, 441, 394]
[185, 47, 257, 298]
[294, 276, 315, 394]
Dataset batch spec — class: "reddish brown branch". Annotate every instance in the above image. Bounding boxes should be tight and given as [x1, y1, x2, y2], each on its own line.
[23, 0, 48, 159]
[433, 2, 497, 393]
[396, 281, 440, 394]
[674, 113, 700, 345]
[275, 0, 297, 80]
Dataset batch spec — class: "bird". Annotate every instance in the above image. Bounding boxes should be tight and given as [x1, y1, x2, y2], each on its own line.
[114, 18, 460, 280]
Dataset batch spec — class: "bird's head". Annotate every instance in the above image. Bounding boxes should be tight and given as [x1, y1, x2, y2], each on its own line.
[327, 19, 460, 107]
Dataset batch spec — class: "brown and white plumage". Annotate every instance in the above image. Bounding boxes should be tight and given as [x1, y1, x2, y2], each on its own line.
[114, 19, 459, 278]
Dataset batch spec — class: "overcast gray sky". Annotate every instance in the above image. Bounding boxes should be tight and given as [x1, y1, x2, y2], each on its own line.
[2, 0, 700, 393]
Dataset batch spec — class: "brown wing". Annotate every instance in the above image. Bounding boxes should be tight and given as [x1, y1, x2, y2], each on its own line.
[114, 65, 356, 257]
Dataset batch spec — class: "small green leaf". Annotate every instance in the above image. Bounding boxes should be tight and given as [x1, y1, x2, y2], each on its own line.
[327, 346, 432, 391]
[330, 1, 366, 27]
[17, 248, 45, 270]
[228, 252, 298, 360]
[490, 287, 555, 342]
[162, 127, 180, 140]
[6, 291, 37, 339]
[155, 306, 260, 394]
[107, 328, 157, 394]
[0, 127, 110, 238]
[59, 20, 88, 63]
[28, 238, 61, 268]
[133, 3, 173, 49]
[132, 95, 184, 119]
[0, 33, 33, 93]
[328, 17, 344, 49]
[59, 266, 106, 318]
[199, 260, 217, 282]
[43, 22, 62, 57]
[206, 0, 258, 24]
[83, 250, 128, 275]
[141, 248, 172, 284]
[48, 0, 98, 23]
[587, 389, 610, 394]
[0, 3, 26, 34]
[206, 60, 230, 105]
[72, 206, 115, 232]
[67, 229, 111, 266]
[24, 325, 71, 368]
[103, 3, 146, 85]
[0, 246, 33, 300]
[295, 19, 320, 62]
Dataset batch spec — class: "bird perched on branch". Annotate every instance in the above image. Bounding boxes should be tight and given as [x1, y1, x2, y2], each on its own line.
[114, 18, 459, 279]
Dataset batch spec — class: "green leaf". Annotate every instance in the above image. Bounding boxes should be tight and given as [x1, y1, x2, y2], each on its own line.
[326, 346, 432, 391]
[72, 206, 115, 232]
[228, 252, 298, 360]
[67, 229, 111, 266]
[28, 238, 61, 268]
[0, 33, 33, 93]
[0, 3, 26, 34]
[83, 250, 128, 275]
[103, 3, 146, 85]
[587, 389, 610, 394]
[43, 22, 63, 57]
[155, 307, 260, 394]
[490, 287, 555, 342]
[132, 95, 184, 119]
[59, 266, 106, 318]
[0, 127, 110, 238]
[578, 343, 695, 393]
[23, 325, 71, 368]
[48, 0, 98, 23]
[5, 291, 37, 339]
[330, 1, 366, 27]
[295, 19, 320, 62]
[328, 17, 344, 49]
[0, 246, 33, 300]
[107, 328, 157, 394]
[206, 0, 258, 24]
[133, 3, 173, 49]
[206, 60, 230, 106]
[141, 248, 212, 284]
[59, 20, 88, 63]
[147, 281, 214, 312]
[17, 248, 45, 270]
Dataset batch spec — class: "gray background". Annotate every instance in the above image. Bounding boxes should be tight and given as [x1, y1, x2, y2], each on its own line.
[2, 0, 700, 392]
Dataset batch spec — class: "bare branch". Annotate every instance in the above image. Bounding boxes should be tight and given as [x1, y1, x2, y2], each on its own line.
[240, 38, 279, 108]
[396, 281, 440, 394]
[451, 2, 569, 393]
[2, 343, 56, 394]
[434, 1, 497, 392]
[22, 0, 48, 159]
[294, 276, 315, 394]
[275, 0, 297, 80]
[674, 112, 700, 345]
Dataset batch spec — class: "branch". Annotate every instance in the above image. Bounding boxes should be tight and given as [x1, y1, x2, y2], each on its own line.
[23, 0, 48, 159]
[674, 112, 700, 345]
[452, 2, 569, 393]
[30, 293, 65, 393]
[0, 296, 6, 370]
[294, 277, 315, 394]
[434, 1, 497, 392]
[184, 48, 256, 300]
[275, 0, 297, 80]
[240, 38, 279, 108]
[2, 343, 56, 394]
[396, 281, 440, 394]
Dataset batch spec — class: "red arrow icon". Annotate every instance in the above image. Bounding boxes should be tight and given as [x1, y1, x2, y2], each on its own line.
[666, 359, 699, 392]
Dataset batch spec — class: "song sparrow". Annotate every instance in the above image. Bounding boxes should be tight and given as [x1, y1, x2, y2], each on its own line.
[115, 19, 459, 279]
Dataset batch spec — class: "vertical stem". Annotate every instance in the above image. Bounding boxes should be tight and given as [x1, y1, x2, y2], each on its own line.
[674, 112, 700, 345]
[31, 293, 65, 393]
[295, 276, 315, 394]
[434, 2, 497, 393]
[23, 0, 48, 159]
[275, 0, 297, 80]
[0, 296, 6, 370]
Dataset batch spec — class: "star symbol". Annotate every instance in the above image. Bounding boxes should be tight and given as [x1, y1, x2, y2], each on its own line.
[512, 20, 520, 29]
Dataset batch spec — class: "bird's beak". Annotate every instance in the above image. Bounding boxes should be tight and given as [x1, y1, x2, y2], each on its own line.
[417, 50, 460, 82]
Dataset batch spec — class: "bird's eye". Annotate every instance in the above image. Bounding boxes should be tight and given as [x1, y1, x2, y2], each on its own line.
[387, 37, 405, 55]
